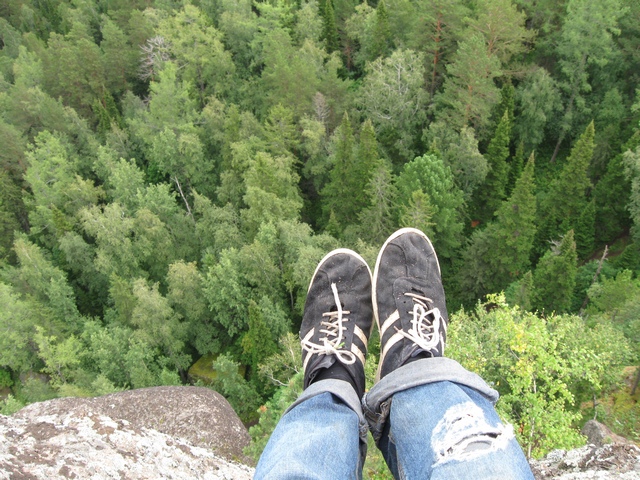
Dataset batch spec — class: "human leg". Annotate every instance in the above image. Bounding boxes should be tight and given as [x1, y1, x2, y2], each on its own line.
[254, 383, 364, 480]
[364, 228, 534, 479]
[255, 249, 375, 479]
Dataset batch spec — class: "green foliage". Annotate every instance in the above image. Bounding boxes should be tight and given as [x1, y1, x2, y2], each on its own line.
[537, 122, 594, 257]
[1, 0, 639, 456]
[448, 295, 630, 458]
[357, 49, 427, 162]
[425, 123, 488, 200]
[532, 230, 578, 313]
[212, 353, 262, 424]
[459, 154, 537, 299]
[514, 67, 560, 152]
[321, 0, 339, 53]
[623, 145, 640, 243]
[0, 394, 25, 415]
[476, 110, 512, 220]
[436, 33, 501, 133]
[396, 153, 464, 259]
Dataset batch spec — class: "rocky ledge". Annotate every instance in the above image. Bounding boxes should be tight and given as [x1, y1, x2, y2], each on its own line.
[0, 386, 255, 479]
[530, 420, 640, 480]
[1, 388, 637, 479]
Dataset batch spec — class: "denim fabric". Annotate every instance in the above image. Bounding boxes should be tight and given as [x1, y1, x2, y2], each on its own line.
[377, 381, 534, 479]
[254, 389, 363, 480]
[255, 362, 535, 480]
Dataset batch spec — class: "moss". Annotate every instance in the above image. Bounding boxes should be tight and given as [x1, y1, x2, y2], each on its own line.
[188, 354, 247, 385]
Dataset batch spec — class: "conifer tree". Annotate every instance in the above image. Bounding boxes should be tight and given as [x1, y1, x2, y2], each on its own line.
[574, 199, 595, 259]
[536, 121, 594, 257]
[358, 164, 397, 244]
[322, 0, 339, 53]
[507, 140, 525, 195]
[476, 109, 512, 221]
[396, 153, 464, 259]
[459, 153, 536, 299]
[490, 81, 515, 132]
[321, 113, 357, 230]
[532, 230, 578, 313]
[371, 0, 392, 59]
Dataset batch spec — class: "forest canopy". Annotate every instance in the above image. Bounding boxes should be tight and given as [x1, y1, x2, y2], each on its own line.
[0, 0, 639, 461]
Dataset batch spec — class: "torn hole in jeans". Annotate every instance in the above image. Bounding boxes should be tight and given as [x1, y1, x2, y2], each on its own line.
[431, 402, 514, 466]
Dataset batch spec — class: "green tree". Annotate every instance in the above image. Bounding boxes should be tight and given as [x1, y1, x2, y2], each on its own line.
[424, 123, 488, 200]
[321, 0, 339, 53]
[459, 154, 537, 300]
[476, 110, 512, 220]
[358, 163, 397, 244]
[411, 0, 469, 98]
[131, 279, 190, 372]
[550, 0, 625, 163]
[396, 153, 464, 259]
[623, 145, 640, 242]
[24, 131, 102, 246]
[242, 151, 303, 238]
[466, 0, 535, 66]
[156, 4, 236, 106]
[574, 199, 595, 259]
[532, 230, 578, 313]
[370, 0, 392, 59]
[513, 67, 561, 153]
[448, 294, 630, 458]
[358, 49, 428, 162]
[12, 235, 83, 334]
[100, 16, 137, 98]
[436, 34, 502, 133]
[0, 282, 40, 373]
[537, 122, 594, 257]
[321, 113, 357, 230]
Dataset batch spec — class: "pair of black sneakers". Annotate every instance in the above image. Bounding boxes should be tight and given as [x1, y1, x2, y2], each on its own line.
[300, 228, 448, 399]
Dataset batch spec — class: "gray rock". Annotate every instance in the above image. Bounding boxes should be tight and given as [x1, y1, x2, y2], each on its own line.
[581, 420, 631, 447]
[0, 386, 256, 479]
[13, 386, 251, 462]
[530, 443, 640, 480]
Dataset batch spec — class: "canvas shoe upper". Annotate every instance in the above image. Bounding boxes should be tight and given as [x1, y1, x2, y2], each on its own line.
[373, 228, 449, 381]
[300, 248, 374, 398]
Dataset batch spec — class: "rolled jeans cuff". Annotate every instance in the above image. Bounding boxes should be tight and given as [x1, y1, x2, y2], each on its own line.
[285, 378, 369, 445]
[362, 357, 499, 443]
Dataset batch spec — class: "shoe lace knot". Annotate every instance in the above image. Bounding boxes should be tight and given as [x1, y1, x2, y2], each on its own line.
[398, 292, 442, 352]
[301, 283, 356, 365]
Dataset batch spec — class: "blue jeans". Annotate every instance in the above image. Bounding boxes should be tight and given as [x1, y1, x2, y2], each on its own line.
[255, 358, 535, 479]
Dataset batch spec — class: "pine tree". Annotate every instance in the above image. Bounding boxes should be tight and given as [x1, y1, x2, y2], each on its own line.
[396, 153, 464, 259]
[459, 153, 536, 299]
[505, 270, 533, 311]
[507, 140, 525, 196]
[321, 113, 357, 230]
[358, 164, 397, 244]
[322, 0, 340, 53]
[574, 198, 595, 259]
[371, 0, 392, 59]
[532, 230, 578, 313]
[476, 109, 511, 221]
[536, 121, 594, 257]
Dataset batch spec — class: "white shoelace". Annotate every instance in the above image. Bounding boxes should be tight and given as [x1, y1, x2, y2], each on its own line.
[396, 293, 442, 352]
[301, 283, 357, 365]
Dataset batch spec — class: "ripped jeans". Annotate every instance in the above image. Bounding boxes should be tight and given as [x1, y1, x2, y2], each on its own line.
[254, 358, 535, 479]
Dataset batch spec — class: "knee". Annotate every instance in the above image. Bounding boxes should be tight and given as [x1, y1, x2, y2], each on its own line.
[431, 402, 514, 466]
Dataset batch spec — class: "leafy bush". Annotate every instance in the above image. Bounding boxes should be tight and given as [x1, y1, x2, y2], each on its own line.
[447, 294, 631, 458]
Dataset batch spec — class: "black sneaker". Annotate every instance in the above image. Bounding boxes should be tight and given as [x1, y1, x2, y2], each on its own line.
[301, 248, 374, 398]
[373, 228, 448, 381]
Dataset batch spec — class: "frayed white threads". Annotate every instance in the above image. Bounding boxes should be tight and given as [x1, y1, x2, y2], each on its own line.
[432, 402, 514, 466]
